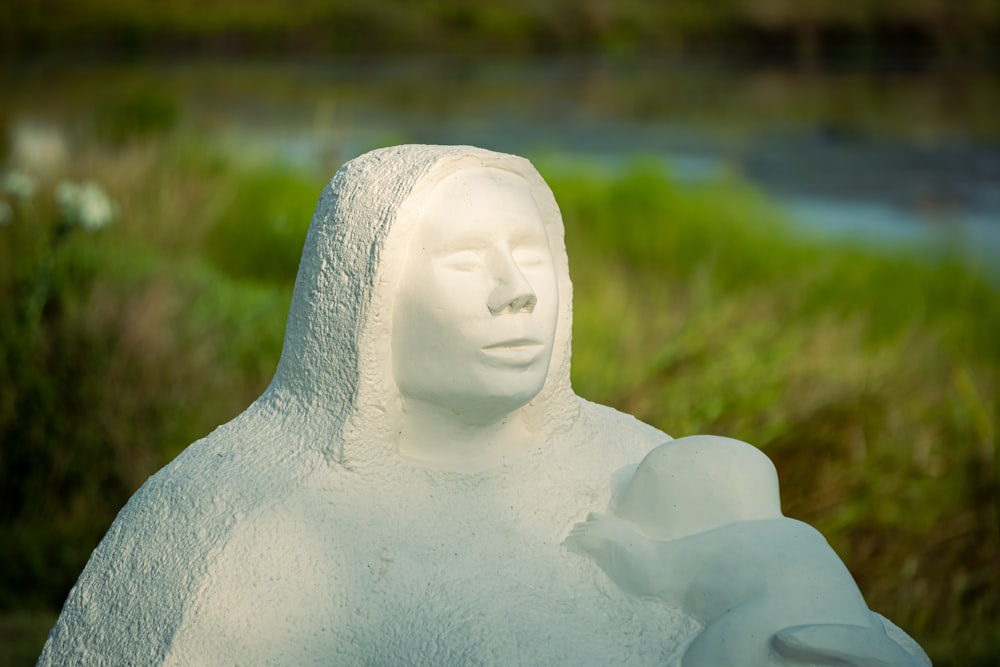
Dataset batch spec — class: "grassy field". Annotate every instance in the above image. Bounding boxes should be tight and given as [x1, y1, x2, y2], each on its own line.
[551, 163, 1000, 664]
[1, 130, 997, 663]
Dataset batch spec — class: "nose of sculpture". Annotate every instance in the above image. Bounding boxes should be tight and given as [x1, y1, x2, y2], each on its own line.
[487, 245, 538, 315]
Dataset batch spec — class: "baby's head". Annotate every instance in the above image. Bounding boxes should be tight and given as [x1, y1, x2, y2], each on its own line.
[612, 435, 783, 540]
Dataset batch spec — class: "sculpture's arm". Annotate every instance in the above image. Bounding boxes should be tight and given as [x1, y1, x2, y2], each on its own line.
[565, 513, 711, 605]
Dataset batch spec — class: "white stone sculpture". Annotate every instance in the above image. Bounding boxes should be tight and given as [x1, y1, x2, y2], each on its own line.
[38, 145, 928, 666]
[566, 435, 930, 667]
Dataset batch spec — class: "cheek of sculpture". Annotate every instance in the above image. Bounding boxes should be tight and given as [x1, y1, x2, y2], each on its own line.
[390, 168, 559, 422]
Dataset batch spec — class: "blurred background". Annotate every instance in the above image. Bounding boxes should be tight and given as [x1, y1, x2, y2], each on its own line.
[1, 1, 998, 664]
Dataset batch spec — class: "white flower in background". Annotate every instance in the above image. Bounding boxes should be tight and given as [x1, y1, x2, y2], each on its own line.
[2, 170, 38, 200]
[0, 200, 12, 226]
[11, 122, 69, 175]
[56, 180, 116, 231]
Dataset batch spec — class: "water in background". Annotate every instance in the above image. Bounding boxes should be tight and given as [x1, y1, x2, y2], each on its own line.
[4, 56, 998, 272]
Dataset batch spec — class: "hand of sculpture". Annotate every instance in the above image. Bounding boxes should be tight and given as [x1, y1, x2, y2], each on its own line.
[566, 513, 662, 597]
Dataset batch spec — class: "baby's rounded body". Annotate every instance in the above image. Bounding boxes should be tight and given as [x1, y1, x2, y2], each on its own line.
[677, 518, 873, 625]
[566, 436, 928, 667]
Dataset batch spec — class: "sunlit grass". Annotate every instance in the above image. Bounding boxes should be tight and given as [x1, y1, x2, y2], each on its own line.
[1, 138, 997, 665]
[546, 161, 999, 665]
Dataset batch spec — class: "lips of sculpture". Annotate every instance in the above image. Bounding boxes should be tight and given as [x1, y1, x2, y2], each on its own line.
[480, 338, 546, 368]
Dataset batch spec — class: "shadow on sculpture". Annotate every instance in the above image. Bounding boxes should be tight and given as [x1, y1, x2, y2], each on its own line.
[38, 145, 929, 665]
[566, 435, 929, 667]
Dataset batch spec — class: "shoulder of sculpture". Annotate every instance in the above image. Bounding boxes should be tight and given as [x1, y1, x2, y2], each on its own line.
[563, 399, 671, 474]
[125, 435, 239, 513]
[93, 418, 304, 567]
[39, 443, 242, 666]
[691, 518, 850, 574]
[781, 517, 827, 538]
[575, 397, 670, 443]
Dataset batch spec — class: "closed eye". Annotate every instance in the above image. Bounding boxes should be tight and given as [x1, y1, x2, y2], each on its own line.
[512, 248, 548, 268]
[441, 250, 482, 272]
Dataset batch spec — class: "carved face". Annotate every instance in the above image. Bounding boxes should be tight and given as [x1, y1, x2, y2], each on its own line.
[391, 167, 559, 423]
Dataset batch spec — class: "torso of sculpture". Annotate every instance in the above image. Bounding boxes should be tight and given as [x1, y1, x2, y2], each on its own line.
[39, 145, 929, 666]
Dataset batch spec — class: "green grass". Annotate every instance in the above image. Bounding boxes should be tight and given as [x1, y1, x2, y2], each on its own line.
[1, 138, 997, 664]
[0, 141, 293, 616]
[547, 161, 999, 664]
[0, 610, 57, 666]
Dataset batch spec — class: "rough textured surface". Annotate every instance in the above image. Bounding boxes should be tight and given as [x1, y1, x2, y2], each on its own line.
[39, 145, 695, 665]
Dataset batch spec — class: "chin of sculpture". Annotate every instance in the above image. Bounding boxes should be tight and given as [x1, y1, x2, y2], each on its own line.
[38, 146, 929, 667]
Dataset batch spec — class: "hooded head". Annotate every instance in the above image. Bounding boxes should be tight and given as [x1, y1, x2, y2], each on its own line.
[266, 145, 578, 467]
